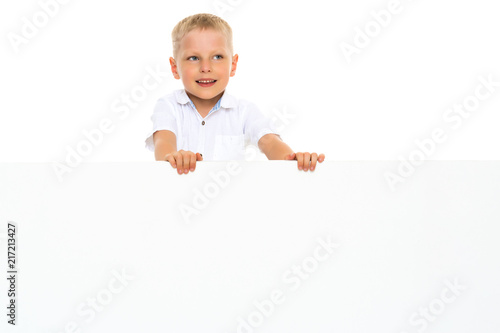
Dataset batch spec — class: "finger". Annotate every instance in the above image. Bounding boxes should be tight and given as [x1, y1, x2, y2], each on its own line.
[196, 152, 203, 161]
[285, 152, 296, 160]
[181, 151, 190, 174]
[176, 152, 184, 175]
[310, 153, 318, 171]
[189, 153, 196, 172]
[296, 152, 304, 170]
[165, 154, 176, 169]
[172, 153, 182, 173]
[318, 153, 325, 163]
[303, 152, 311, 171]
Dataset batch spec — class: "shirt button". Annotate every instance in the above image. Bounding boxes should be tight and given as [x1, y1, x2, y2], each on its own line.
[202, 121, 205, 125]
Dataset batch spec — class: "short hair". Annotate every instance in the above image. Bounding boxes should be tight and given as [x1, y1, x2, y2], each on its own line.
[171, 13, 233, 59]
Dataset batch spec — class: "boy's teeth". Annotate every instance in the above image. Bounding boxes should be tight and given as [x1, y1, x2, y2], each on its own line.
[198, 80, 215, 83]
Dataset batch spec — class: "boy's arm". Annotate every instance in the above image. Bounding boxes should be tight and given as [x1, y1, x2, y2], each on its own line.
[153, 130, 203, 174]
[258, 133, 293, 160]
[153, 130, 177, 161]
[258, 133, 325, 171]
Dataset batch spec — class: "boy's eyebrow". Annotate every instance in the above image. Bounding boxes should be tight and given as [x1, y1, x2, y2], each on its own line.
[180, 48, 229, 56]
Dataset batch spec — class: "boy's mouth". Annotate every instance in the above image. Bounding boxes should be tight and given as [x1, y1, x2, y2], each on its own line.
[196, 79, 217, 87]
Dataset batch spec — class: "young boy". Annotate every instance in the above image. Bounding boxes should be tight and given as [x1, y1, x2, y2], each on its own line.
[145, 13, 325, 175]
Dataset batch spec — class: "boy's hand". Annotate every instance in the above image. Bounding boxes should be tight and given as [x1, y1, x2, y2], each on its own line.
[285, 152, 325, 172]
[164, 150, 203, 175]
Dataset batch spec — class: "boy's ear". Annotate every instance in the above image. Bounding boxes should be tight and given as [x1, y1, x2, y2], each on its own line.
[169, 57, 180, 80]
[230, 54, 239, 77]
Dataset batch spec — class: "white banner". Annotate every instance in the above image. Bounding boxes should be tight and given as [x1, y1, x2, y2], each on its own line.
[1, 161, 499, 332]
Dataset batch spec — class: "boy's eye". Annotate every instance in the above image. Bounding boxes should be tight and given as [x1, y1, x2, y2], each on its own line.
[187, 55, 223, 61]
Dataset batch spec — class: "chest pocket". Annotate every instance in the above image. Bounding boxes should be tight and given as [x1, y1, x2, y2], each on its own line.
[213, 134, 245, 160]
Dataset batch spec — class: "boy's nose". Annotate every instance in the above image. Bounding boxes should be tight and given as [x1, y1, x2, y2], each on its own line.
[200, 60, 211, 72]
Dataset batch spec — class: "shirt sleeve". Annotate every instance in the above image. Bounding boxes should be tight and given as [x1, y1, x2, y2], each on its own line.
[144, 98, 178, 152]
[243, 101, 280, 147]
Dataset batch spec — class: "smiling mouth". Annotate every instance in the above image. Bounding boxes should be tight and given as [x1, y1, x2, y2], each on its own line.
[196, 80, 217, 84]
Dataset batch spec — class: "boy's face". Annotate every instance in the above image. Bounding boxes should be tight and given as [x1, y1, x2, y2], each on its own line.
[170, 28, 238, 106]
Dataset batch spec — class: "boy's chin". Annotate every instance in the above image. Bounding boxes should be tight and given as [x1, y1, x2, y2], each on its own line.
[187, 89, 224, 101]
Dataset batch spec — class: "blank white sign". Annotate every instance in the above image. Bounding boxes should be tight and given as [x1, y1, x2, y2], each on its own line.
[0, 161, 499, 332]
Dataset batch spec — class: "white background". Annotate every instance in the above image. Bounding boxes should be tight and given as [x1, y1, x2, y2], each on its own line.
[1, 0, 499, 163]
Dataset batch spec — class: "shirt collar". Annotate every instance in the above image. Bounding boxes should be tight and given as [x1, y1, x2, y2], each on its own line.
[175, 89, 237, 110]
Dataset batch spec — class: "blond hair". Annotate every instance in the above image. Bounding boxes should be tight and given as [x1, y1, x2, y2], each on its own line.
[171, 13, 233, 59]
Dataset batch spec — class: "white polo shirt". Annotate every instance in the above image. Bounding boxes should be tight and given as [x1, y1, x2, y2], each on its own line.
[145, 89, 279, 160]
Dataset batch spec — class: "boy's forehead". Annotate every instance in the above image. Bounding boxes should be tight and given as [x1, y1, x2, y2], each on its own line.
[178, 28, 231, 54]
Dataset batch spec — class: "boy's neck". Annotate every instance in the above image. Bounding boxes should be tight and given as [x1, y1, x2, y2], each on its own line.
[186, 90, 224, 118]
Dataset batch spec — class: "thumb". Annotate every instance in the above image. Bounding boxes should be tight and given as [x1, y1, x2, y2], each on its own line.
[196, 152, 203, 161]
[284, 152, 296, 160]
